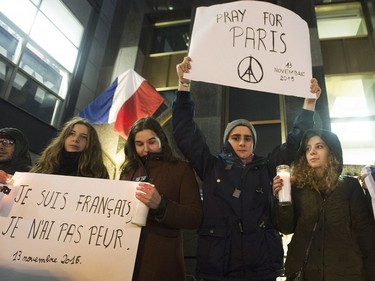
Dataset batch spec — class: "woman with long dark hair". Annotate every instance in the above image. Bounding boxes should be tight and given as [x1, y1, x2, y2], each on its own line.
[31, 117, 108, 178]
[120, 117, 202, 281]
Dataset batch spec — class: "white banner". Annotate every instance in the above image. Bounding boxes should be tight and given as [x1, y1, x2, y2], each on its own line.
[185, 0, 314, 99]
[0, 172, 141, 281]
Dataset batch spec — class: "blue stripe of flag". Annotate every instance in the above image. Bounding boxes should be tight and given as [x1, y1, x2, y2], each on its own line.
[79, 78, 118, 124]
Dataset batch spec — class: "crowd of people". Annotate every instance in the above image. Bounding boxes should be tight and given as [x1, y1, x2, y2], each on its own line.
[1, 56, 374, 281]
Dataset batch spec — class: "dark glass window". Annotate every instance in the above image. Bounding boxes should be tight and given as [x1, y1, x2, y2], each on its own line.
[0, 24, 19, 61]
[20, 46, 63, 94]
[0, 59, 10, 92]
[8, 72, 62, 124]
[150, 23, 190, 53]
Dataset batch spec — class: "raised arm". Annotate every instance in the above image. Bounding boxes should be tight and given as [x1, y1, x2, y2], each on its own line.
[303, 77, 321, 111]
[176, 56, 191, 92]
[267, 78, 321, 170]
[172, 57, 215, 180]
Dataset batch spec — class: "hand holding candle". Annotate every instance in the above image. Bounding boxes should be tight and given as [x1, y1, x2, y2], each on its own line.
[132, 181, 164, 226]
[276, 165, 292, 206]
[131, 182, 156, 227]
[0, 170, 11, 184]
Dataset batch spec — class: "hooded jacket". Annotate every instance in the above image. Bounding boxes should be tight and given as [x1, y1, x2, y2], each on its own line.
[172, 91, 315, 281]
[0, 128, 32, 174]
[297, 128, 343, 174]
[275, 129, 375, 281]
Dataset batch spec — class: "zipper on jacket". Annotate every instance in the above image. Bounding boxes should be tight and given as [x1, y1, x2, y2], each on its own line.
[238, 221, 244, 233]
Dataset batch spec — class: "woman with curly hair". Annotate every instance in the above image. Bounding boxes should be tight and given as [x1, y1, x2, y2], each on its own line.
[120, 117, 202, 281]
[30, 117, 108, 178]
[273, 129, 375, 281]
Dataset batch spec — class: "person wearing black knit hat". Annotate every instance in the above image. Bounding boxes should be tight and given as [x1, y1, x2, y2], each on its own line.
[173, 56, 322, 281]
[0, 127, 32, 183]
[273, 129, 375, 281]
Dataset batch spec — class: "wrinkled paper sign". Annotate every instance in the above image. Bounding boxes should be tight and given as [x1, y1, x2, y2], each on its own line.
[0, 172, 141, 281]
[185, 0, 314, 98]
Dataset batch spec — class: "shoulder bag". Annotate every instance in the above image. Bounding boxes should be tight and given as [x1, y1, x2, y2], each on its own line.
[287, 199, 326, 281]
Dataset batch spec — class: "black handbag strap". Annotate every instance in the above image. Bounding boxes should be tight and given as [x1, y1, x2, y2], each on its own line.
[300, 198, 326, 271]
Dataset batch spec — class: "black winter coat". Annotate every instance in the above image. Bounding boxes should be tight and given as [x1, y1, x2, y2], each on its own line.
[276, 176, 375, 281]
[172, 91, 315, 281]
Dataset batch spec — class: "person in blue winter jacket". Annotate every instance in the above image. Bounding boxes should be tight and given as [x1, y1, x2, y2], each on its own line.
[172, 56, 321, 281]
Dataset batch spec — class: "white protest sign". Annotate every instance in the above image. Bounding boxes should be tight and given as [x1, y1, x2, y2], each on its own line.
[0, 172, 141, 281]
[185, 0, 314, 99]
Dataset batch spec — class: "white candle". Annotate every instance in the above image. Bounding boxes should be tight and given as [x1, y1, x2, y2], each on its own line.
[276, 165, 292, 206]
[131, 200, 149, 227]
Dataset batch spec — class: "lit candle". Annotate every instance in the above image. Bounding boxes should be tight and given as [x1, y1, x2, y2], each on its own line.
[276, 165, 292, 206]
[131, 200, 149, 227]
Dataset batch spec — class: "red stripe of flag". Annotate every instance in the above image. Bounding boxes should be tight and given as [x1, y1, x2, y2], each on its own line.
[114, 80, 164, 138]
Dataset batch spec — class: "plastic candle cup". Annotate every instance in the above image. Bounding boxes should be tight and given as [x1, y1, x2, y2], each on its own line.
[276, 165, 292, 206]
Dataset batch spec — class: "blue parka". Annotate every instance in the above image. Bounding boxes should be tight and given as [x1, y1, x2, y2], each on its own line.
[172, 91, 315, 281]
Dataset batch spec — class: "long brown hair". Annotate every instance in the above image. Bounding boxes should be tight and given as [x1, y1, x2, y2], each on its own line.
[292, 152, 340, 191]
[31, 117, 108, 178]
[121, 117, 179, 175]
[292, 129, 342, 191]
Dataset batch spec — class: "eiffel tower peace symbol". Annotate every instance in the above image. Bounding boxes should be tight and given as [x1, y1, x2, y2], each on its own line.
[237, 56, 264, 84]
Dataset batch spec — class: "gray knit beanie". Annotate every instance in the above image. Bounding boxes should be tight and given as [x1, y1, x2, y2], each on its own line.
[223, 119, 257, 150]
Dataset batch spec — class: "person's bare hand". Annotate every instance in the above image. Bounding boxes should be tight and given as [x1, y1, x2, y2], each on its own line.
[273, 175, 295, 198]
[176, 56, 192, 84]
[135, 182, 162, 209]
[273, 175, 283, 198]
[303, 78, 321, 111]
[309, 78, 321, 100]
[0, 170, 10, 184]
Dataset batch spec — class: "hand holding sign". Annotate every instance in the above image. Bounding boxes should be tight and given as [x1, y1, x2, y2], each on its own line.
[177, 56, 192, 90]
[177, 56, 321, 106]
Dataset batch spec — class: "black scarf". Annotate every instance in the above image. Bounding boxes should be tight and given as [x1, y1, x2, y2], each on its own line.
[54, 150, 81, 176]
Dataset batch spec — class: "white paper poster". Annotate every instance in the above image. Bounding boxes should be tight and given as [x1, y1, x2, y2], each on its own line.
[186, 0, 314, 99]
[0, 172, 141, 281]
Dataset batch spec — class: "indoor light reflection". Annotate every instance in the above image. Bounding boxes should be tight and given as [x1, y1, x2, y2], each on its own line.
[29, 12, 78, 72]
[332, 121, 375, 165]
[326, 75, 375, 165]
[0, 0, 37, 34]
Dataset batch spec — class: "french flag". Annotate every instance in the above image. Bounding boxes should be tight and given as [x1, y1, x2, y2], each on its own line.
[79, 69, 164, 138]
